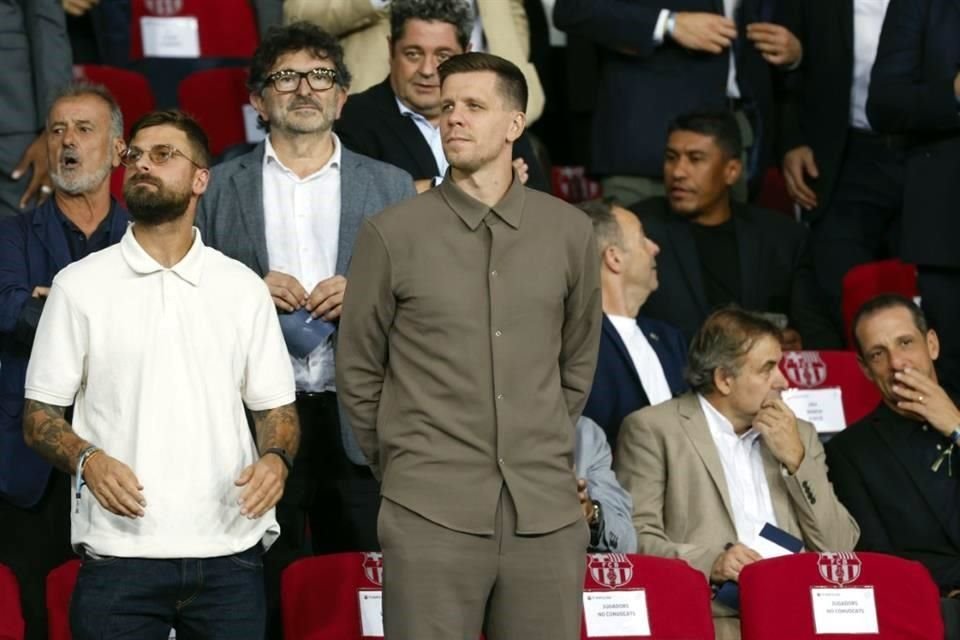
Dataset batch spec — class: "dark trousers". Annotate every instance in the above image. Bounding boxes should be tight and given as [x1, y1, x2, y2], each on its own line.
[263, 391, 380, 639]
[810, 129, 906, 334]
[919, 268, 960, 397]
[70, 547, 265, 639]
[0, 471, 74, 640]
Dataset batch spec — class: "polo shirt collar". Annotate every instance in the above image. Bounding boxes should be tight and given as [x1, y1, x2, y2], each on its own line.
[438, 170, 525, 230]
[120, 224, 205, 286]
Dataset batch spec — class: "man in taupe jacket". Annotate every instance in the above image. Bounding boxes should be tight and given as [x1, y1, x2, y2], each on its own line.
[615, 307, 859, 640]
[336, 52, 601, 640]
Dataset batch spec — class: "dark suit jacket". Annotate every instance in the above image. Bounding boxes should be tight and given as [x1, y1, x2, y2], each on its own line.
[553, 0, 780, 179]
[583, 314, 688, 449]
[194, 141, 416, 465]
[335, 78, 550, 193]
[632, 197, 841, 348]
[777, 0, 857, 216]
[867, 0, 960, 268]
[826, 402, 960, 592]
[0, 199, 129, 507]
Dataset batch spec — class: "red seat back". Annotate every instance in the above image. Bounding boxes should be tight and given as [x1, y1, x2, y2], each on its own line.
[0, 563, 24, 640]
[582, 553, 715, 639]
[282, 552, 383, 640]
[841, 260, 918, 348]
[779, 350, 882, 427]
[755, 168, 795, 217]
[177, 67, 251, 157]
[129, 0, 259, 60]
[46, 560, 80, 640]
[552, 166, 601, 203]
[739, 552, 943, 640]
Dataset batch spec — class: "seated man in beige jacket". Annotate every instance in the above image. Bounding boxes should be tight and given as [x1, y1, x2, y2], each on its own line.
[615, 307, 859, 640]
[283, 0, 545, 122]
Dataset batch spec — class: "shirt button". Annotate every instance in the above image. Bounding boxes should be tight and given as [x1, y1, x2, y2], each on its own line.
[498, 458, 505, 465]
[496, 394, 503, 400]
[495, 330, 502, 337]
[490, 270, 498, 277]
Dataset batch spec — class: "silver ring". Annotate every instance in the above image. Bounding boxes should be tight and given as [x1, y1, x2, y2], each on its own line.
[40, 185, 53, 194]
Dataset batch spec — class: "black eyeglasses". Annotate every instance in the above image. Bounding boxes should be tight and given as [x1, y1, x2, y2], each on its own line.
[120, 144, 204, 169]
[264, 68, 338, 93]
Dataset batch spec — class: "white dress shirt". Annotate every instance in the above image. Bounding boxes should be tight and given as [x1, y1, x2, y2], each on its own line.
[850, 0, 891, 129]
[607, 314, 673, 406]
[698, 394, 778, 548]
[262, 135, 341, 392]
[654, 1, 742, 98]
[396, 96, 448, 180]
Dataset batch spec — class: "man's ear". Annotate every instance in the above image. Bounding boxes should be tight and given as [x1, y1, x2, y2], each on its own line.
[723, 156, 743, 187]
[506, 111, 526, 143]
[714, 368, 734, 396]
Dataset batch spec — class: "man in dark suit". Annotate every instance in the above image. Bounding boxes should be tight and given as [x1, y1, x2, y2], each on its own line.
[335, 0, 549, 193]
[553, 0, 801, 204]
[577, 199, 688, 449]
[632, 111, 840, 349]
[777, 0, 904, 338]
[867, 0, 960, 396]
[0, 83, 128, 640]
[826, 294, 960, 636]
[0, 0, 72, 216]
[194, 23, 415, 637]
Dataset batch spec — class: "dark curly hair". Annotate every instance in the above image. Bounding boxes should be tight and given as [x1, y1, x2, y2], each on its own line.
[248, 21, 352, 94]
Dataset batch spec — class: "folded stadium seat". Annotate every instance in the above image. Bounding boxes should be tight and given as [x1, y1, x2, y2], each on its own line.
[177, 67, 252, 159]
[841, 260, 919, 348]
[739, 552, 943, 640]
[551, 166, 601, 203]
[581, 553, 715, 639]
[0, 563, 25, 640]
[779, 350, 882, 427]
[46, 560, 80, 640]
[129, 0, 258, 61]
[755, 168, 796, 218]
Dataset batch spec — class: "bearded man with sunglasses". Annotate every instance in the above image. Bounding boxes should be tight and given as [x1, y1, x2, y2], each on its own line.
[194, 21, 416, 637]
[23, 109, 299, 639]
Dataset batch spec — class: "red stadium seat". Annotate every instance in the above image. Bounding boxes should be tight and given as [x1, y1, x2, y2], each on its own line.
[73, 65, 156, 137]
[552, 166, 602, 203]
[755, 168, 796, 218]
[177, 67, 252, 157]
[129, 0, 259, 60]
[582, 553, 715, 639]
[46, 560, 80, 640]
[0, 563, 25, 640]
[841, 260, 918, 348]
[282, 552, 385, 639]
[739, 552, 943, 640]
[780, 350, 882, 427]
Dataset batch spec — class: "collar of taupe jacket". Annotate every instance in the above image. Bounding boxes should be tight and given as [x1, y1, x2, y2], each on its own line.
[438, 169, 526, 231]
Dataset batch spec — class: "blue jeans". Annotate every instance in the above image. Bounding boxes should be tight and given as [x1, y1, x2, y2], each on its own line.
[69, 546, 265, 639]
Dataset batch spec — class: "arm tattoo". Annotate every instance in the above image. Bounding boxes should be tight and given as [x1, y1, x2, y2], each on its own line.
[22, 400, 90, 473]
[251, 403, 300, 457]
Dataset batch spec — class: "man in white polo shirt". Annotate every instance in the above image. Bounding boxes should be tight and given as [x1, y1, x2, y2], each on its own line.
[22, 110, 298, 639]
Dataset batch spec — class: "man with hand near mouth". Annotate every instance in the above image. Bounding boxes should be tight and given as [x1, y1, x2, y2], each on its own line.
[826, 294, 960, 637]
[0, 83, 128, 640]
[631, 110, 839, 349]
[615, 307, 858, 640]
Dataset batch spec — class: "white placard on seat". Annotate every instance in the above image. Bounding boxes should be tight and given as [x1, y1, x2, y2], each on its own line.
[358, 589, 384, 637]
[582, 589, 651, 637]
[782, 387, 847, 433]
[810, 587, 879, 634]
[141, 17, 200, 58]
[242, 104, 267, 144]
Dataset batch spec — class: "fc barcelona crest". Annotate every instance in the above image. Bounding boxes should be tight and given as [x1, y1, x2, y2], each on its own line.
[362, 552, 383, 586]
[587, 553, 633, 589]
[783, 351, 828, 388]
[817, 552, 862, 586]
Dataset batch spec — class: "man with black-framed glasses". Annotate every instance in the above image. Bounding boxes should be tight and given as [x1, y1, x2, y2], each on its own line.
[194, 21, 416, 637]
[24, 109, 299, 639]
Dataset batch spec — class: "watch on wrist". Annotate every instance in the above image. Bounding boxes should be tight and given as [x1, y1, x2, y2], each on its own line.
[262, 447, 293, 471]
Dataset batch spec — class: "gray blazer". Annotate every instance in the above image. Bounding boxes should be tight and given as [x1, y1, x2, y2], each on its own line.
[195, 140, 416, 464]
[575, 416, 636, 554]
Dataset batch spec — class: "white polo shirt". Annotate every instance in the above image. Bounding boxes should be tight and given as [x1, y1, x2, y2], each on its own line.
[24, 226, 296, 559]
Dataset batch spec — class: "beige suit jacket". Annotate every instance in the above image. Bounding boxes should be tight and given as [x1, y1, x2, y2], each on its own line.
[615, 393, 860, 628]
[283, 0, 545, 123]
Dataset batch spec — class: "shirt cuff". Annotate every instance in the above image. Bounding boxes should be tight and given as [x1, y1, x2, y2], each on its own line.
[370, 0, 390, 9]
[653, 9, 671, 45]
